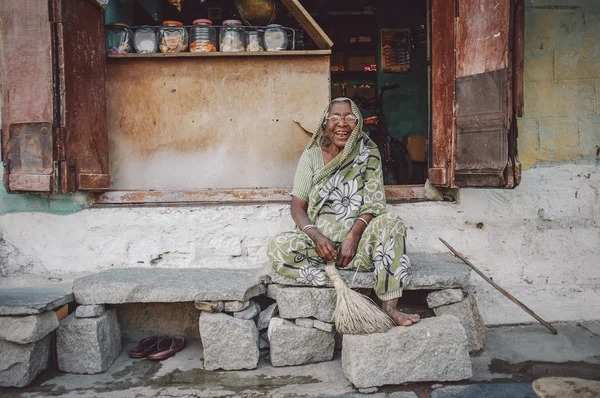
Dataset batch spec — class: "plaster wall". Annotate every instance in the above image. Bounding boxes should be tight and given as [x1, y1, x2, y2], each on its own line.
[0, 0, 599, 326]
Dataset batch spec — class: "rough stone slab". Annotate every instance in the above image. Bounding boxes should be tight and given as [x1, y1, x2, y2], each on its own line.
[405, 253, 471, 290]
[257, 303, 278, 330]
[233, 301, 260, 320]
[427, 289, 464, 308]
[0, 334, 51, 387]
[342, 315, 472, 388]
[259, 332, 269, 349]
[57, 310, 121, 374]
[199, 313, 259, 371]
[276, 287, 335, 322]
[295, 318, 314, 328]
[0, 312, 59, 344]
[75, 304, 106, 318]
[73, 268, 266, 304]
[434, 294, 485, 352]
[0, 287, 74, 315]
[223, 301, 250, 312]
[533, 377, 600, 398]
[313, 319, 334, 333]
[269, 318, 335, 367]
[267, 317, 286, 341]
[263, 253, 471, 291]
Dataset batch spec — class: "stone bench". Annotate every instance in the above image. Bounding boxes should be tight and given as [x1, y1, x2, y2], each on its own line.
[57, 253, 481, 389]
[0, 287, 73, 387]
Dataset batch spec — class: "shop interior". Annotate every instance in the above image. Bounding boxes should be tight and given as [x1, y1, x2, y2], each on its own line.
[104, 0, 429, 186]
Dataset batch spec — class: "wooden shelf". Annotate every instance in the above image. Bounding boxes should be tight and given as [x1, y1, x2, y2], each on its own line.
[331, 70, 377, 80]
[107, 50, 331, 58]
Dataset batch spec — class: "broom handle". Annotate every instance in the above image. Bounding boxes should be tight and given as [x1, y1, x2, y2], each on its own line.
[438, 238, 558, 335]
[324, 264, 346, 290]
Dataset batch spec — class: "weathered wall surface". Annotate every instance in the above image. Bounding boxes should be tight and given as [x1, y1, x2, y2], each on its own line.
[519, 0, 600, 169]
[1, 161, 599, 326]
[0, 0, 599, 326]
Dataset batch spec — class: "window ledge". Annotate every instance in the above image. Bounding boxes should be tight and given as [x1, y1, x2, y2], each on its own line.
[92, 184, 443, 205]
[107, 50, 331, 59]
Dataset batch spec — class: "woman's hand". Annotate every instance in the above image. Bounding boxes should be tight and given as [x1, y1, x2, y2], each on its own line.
[336, 231, 361, 268]
[308, 230, 337, 262]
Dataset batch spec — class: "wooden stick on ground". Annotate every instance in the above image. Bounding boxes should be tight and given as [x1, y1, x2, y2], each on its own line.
[438, 238, 558, 335]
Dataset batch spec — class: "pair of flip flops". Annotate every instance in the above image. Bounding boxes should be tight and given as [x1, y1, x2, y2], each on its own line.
[128, 335, 185, 360]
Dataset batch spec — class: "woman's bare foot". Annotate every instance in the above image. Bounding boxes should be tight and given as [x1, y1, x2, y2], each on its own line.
[382, 298, 421, 326]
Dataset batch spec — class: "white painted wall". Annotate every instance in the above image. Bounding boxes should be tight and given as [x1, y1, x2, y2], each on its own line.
[1, 160, 598, 325]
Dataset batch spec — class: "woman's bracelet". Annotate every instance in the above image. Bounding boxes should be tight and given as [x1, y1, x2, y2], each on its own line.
[357, 217, 370, 227]
[302, 224, 317, 233]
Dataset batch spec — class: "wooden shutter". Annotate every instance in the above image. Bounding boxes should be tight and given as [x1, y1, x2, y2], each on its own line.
[54, 0, 110, 192]
[430, 0, 523, 188]
[0, 1, 57, 193]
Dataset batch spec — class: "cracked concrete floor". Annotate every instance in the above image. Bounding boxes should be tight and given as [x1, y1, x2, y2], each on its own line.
[1, 322, 599, 398]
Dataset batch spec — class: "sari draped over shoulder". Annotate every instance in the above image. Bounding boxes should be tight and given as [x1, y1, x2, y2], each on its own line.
[267, 98, 412, 301]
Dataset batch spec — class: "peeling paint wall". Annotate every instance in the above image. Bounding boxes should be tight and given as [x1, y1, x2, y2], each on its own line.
[518, 0, 600, 169]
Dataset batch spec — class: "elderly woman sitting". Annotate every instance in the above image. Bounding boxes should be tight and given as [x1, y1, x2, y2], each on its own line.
[267, 98, 420, 326]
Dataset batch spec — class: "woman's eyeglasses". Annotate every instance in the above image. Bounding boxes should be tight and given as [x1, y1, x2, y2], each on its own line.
[326, 114, 359, 124]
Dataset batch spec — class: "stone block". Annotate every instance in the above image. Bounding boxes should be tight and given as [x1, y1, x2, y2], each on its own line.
[556, 41, 600, 80]
[578, 115, 600, 154]
[295, 318, 314, 328]
[267, 284, 286, 300]
[525, 81, 595, 118]
[57, 310, 121, 374]
[199, 313, 259, 371]
[233, 301, 260, 320]
[525, 12, 584, 51]
[517, 118, 541, 169]
[269, 318, 335, 367]
[276, 287, 335, 322]
[0, 287, 73, 315]
[540, 118, 580, 151]
[434, 295, 485, 352]
[75, 304, 106, 318]
[267, 317, 286, 340]
[224, 301, 250, 312]
[313, 320, 334, 333]
[405, 253, 471, 290]
[0, 335, 51, 387]
[524, 48, 554, 82]
[259, 332, 269, 349]
[257, 303, 278, 330]
[342, 315, 472, 388]
[427, 289, 464, 308]
[0, 311, 59, 344]
[533, 377, 600, 398]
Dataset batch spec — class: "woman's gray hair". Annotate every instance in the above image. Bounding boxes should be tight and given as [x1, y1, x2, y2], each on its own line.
[317, 98, 353, 148]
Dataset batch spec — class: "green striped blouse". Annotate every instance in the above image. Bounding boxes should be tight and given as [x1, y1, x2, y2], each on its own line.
[291, 147, 324, 201]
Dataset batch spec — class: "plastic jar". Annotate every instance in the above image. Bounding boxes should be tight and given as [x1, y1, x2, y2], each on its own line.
[245, 31, 264, 52]
[105, 23, 133, 54]
[220, 19, 245, 52]
[190, 19, 217, 52]
[158, 21, 188, 53]
[264, 24, 288, 51]
[133, 26, 158, 53]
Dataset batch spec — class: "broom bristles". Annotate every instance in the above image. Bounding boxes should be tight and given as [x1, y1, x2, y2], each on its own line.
[325, 265, 395, 335]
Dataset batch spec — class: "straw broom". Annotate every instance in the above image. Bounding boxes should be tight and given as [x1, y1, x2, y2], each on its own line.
[324, 264, 395, 335]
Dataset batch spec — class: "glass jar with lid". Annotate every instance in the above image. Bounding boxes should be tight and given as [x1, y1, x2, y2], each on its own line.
[190, 19, 217, 52]
[264, 24, 288, 51]
[105, 23, 133, 54]
[245, 30, 264, 52]
[133, 26, 158, 53]
[158, 21, 188, 53]
[220, 20, 245, 52]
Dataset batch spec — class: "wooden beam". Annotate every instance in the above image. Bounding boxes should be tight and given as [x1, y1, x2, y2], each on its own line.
[280, 0, 333, 50]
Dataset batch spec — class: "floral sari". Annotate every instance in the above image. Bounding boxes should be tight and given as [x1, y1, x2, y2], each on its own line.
[267, 98, 412, 300]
